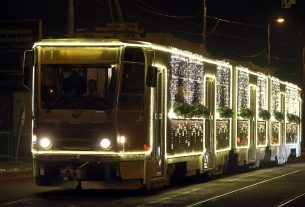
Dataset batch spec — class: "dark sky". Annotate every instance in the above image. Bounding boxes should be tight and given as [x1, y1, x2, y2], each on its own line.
[1, 0, 305, 84]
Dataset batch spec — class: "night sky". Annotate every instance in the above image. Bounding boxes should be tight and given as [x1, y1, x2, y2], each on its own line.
[1, 0, 305, 85]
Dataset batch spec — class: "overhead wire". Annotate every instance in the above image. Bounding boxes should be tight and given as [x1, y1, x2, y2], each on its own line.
[120, 5, 267, 43]
[124, 0, 266, 42]
[133, 0, 203, 28]
[229, 48, 267, 58]
[93, 0, 294, 56]
[205, 19, 220, 37]
[122, 11, 203, 37]
[211, 32, 264, 43]
[91, 0, 301, 80]
[95, 0, 266, 41]
[127, 0, 199, 19]
[126, 0, 269, 43]
[208, 16, 265, 29]
[134, 0, 265, 30]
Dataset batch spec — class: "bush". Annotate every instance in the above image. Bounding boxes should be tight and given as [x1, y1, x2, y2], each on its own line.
[287, 113, 301, 124]
[217, 106, 233, 118]
[258, 110, 271, 120]
[239, 107, 253, 120]
[273, 111, 284, 122]
[173, 102, 209, 119]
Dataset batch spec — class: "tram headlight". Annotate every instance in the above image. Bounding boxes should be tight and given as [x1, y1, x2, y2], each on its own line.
[39, 137, 52, 149]
[32, 135, 37, 143]
[100, 138, 111, 150]
[119, 135, 126, 144]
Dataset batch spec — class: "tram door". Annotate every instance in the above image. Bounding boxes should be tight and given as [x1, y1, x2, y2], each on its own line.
[249, 86, 257, 161]
[205, 78, 215, 169]
[153, 70, 165, 177]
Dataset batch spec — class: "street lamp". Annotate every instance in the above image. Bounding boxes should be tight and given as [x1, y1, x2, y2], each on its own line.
[267, 17, 285, 67]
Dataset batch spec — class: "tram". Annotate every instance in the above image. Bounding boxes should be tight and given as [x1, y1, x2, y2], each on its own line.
[28, 38, 302, 190]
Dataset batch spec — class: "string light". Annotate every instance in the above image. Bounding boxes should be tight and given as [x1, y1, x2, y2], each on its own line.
[271, 79, 281, 112]
[169, 120, 204, 153]
[237, 68, 249, 111]
[168, 48, 205, 155]
[216, 61, 231, 108]
[257, 75, 268, 111]
[257, 121, 267, 146]
[271, 122, 280, 145]
[286, 86, 299, 115]
[170, 47, 204, 105]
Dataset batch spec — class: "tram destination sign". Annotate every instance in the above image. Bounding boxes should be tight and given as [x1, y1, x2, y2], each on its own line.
[0, 20, 41, 72]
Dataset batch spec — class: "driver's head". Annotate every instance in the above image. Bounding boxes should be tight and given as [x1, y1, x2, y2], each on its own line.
[87, 79, 97, 93]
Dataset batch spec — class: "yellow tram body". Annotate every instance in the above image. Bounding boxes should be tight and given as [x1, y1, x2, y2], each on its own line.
[30, 39, 302, 189]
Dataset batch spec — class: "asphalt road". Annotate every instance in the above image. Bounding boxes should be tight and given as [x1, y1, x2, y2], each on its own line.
[0, 163, 305, 207]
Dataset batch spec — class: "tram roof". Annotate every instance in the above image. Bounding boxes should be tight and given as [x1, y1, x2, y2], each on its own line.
[33, 38, 301, 90]
[33, 38, 225, 67]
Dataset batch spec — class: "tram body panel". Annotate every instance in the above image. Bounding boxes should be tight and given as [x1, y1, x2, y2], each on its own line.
[28, 39, 302, 189]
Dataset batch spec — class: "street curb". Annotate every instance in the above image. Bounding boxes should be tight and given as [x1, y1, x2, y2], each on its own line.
[0, 167, 32, 176]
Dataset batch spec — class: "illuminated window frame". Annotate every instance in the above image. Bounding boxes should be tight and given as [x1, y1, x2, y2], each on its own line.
[235, 66, 250, 149]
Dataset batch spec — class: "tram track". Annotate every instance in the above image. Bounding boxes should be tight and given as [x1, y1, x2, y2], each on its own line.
[185, 169, 304, 207]
[274, 192, 305, 207]
[0, 164, 304, 207]
[134, 167, 305, 207]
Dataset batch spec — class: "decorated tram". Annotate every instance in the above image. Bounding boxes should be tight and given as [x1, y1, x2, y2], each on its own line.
[28, 38, 302, 190]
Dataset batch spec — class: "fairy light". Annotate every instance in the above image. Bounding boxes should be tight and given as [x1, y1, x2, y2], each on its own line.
[216, 61, 231, 108]
[257, 75, 268, 111]
[286, 86, 299, 115]
[237, 68, 249, 111]
[170, 47, 204, 105]
[271, 79, 281, 112]
[168, 48, 205, 156]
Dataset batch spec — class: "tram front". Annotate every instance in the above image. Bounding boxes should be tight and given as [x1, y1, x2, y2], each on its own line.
[31, 39, 152, 189]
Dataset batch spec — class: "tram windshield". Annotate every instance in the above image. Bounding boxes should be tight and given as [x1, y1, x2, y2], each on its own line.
[40, 65, 117, 110]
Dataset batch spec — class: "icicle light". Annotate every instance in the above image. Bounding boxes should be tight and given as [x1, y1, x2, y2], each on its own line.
[216, 61, 231, 108]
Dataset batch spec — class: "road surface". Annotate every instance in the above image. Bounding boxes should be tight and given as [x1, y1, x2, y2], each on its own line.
[0, 163, 305, 207]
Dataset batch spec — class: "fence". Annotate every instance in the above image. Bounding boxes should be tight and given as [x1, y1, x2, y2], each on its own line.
[0, 131, 31, 161]
[0, 131, 13, 160]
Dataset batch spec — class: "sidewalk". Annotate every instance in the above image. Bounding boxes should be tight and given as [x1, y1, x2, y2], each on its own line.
[0, 158, 32, 176]
[287, 148, 305, 164]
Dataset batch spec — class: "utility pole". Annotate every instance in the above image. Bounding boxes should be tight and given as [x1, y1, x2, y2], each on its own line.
[67, 0, 74, 35]
[267, 22, 271, 67]
[203, 0, 207, 52]
[303, 46, 305, 149]
[108, 0, 114, 23]
[114, 0, 124, 23]
[303, 47, 305, 84]
[267, 18, 284, 67]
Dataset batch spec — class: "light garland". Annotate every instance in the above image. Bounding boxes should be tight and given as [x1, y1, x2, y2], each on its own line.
[169, 119, 204, 153]
[271, 80, 281, 112]
[237, 68, 249, 111]
[170, 48, 204, 105]
[286, 86, 299, 115]
[257, 121, 267, 146]
[257, 75, 268, 111]
[216, 61, 231, 108]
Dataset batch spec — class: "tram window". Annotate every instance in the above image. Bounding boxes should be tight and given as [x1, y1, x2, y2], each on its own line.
[40, 65, 117, 110]
[121, 64, 144, 94]
[124, 47, 145, 63]
[119, 47, 145, 110]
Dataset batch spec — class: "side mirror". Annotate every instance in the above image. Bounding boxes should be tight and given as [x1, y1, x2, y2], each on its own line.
[23, 50, 34, 91]
[146, 66, 157, 87]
